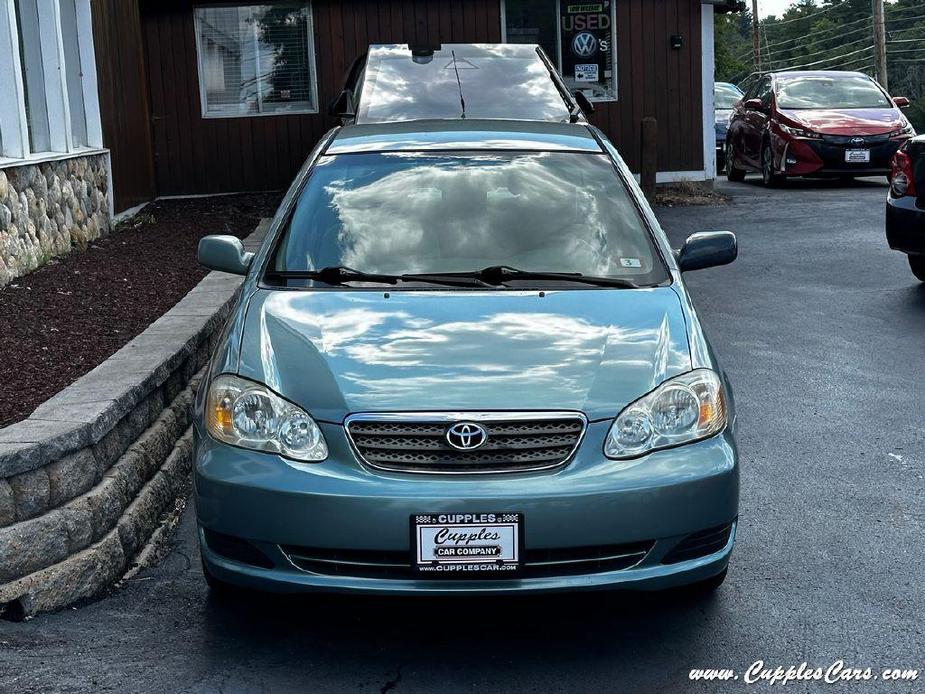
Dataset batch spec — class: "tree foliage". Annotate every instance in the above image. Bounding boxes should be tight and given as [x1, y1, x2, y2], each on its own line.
[714, 0, 925, 130]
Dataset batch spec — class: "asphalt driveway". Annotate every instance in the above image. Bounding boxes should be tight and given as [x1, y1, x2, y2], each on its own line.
[2, 177, 923, 693]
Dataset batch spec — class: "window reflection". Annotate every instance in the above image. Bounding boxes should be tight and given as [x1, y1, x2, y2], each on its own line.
[274, 152, 666, 285]
[356, 44, 571, 123]
[195, 3, 316, 116]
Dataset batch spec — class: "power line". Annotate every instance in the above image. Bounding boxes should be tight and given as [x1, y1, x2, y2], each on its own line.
[761, 1, 840, 27]
[885, 12, 925, 28]
[764, 35, 871, 69]
[734, 14, 873, 62]
[773, 44, 874, 71]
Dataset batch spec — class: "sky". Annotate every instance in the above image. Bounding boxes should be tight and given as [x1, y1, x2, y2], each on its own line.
[757, 0, 899, 19]
[756, 0, 811, 19]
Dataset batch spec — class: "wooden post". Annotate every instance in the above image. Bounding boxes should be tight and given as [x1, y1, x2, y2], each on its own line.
[872, 0, 888, 89]
[641, 117, 658, 203]
[751, 0, 761, 71]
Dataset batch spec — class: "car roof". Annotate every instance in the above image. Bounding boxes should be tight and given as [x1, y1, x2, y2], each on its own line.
[326, 119, 603, 155]
[353, 44, 575, 125]
[768, 70, 871, 79]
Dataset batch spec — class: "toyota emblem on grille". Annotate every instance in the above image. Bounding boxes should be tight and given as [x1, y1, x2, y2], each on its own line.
[850, 137, 865, 145]
[572, 32, 598, 58]
[445, 422, 488, 450]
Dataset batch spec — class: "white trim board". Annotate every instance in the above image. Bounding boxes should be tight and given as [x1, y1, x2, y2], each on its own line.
[0, 146, 108, 170]
[701, 3, 717, 181]
[633, 170, 711, 184]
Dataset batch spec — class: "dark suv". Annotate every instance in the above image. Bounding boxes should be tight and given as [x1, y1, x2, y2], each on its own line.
[725, 71, 914, 186]
[887, 135, 925, 280]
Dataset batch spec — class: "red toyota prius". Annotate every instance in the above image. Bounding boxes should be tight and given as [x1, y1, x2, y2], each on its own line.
[725, 71, 915, 186]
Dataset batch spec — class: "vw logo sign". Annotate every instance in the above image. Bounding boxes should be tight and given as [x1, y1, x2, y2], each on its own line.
[445, 422, 488, 451]
[572, 32, 598, 58]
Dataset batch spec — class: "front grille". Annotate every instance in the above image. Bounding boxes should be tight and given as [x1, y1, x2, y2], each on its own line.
[281, 541, 654, 580]
[345, 413, 586, 473]
[661, 522, 733, 565]
[807, 138, 899, 171]
[820, 133, 890, 146]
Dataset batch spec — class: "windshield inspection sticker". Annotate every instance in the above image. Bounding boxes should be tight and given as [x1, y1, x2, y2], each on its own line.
[575, 64, 599, 82]
[620, 257, 642, 268]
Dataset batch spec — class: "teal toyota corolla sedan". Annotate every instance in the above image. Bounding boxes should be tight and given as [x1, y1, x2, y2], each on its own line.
[194, 119, 739, 595]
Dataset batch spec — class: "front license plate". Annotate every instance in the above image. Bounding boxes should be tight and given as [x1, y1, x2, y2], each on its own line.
[411, 513, 523, 577]
[845, 149, 870, 163]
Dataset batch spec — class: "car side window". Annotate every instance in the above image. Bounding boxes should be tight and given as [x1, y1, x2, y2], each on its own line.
[758, 78, 773, 107]
[742, 82, 758, 101]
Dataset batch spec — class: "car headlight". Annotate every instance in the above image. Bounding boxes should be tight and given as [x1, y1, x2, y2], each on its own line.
[604, 369, 727, 459]
[778, 123, 821, 139]
[888, 123, 915, 138]
[205, 374, 328, 461]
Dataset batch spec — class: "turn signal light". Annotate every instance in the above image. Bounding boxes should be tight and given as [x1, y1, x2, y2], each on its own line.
[890, 148, 917, 198]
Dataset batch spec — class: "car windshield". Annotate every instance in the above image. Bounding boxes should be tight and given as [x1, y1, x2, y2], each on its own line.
[270, 151, 668, 287]
[775, 75, 891, 109]
[715, 86, 742, 109]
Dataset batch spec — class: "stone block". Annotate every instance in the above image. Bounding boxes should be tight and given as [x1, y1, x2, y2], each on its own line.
[8, 468, 50, 521]
[0, 478, 15, 527]
[0, 419, 88, 478]
[0, 530, 127, 619]
[46, 449, 100, 508]
[0, 510, 70, 582]
[84, 473, 132, 542]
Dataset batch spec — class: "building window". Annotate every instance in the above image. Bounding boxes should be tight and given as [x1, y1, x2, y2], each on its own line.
[59, 0, 87, 148]
[502, 0, 617, 101]
[1, 0, 102, 161]
[194, 3, 318, 118]
[14, 0, 51, 152]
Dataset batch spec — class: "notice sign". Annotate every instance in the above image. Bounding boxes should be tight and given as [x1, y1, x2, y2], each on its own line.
[560, 1, 614, 98]
[575, 64, 599, 82]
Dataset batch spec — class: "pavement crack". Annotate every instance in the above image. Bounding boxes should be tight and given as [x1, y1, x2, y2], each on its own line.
[380, 664, 404, 694]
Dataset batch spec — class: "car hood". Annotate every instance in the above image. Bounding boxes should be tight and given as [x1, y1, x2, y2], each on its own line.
[779, 107, 902, 135]
[237, 287, 693, 422]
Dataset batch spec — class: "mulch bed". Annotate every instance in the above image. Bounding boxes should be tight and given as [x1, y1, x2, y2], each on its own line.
[0, 193, 281, 428]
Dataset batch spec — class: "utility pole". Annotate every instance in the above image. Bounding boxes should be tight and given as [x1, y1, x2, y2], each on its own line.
[752, 0, 761, 72]
[872, 0, 888, 89]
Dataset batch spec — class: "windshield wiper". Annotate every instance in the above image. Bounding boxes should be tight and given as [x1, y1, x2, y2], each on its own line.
[268, 266, 489, 288]
[268, 265, 639, 289]
[268, 266, 401, 285]
[405, 266, 641, 289]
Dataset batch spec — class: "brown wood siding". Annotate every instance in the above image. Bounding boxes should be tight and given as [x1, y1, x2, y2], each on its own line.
[139, 0, 502, 196]
[589, 0, 704, 173]
[135, 0, 703, 196]
[92, 0, 157, 211]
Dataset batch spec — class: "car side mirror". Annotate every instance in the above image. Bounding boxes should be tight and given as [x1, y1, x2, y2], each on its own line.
[744, 98, 764, 111]
[575, 91, 595, 116]
[893, 96, 910, 108]
[198, 235, 254, 276]
[676, 231, 737, 272]
[329, 89, 356, 119]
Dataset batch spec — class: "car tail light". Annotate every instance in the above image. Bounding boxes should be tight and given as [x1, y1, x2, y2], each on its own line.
[890, 147, 917, 198]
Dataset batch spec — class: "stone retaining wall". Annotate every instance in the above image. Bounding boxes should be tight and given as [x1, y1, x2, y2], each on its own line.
[0, 152, 111, 286]
[0, 220, 267, 619]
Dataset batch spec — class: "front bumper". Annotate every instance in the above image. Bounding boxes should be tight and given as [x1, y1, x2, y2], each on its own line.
[194, 421, 739, 594]
[886, 194, 925, 254]
[782, 136, 902, 177]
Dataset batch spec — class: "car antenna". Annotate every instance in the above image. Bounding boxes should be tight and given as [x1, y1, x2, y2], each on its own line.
[451, 50, 466, 119]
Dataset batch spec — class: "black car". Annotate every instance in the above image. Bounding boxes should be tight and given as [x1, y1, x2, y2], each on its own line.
[886, 135, 925, 281]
